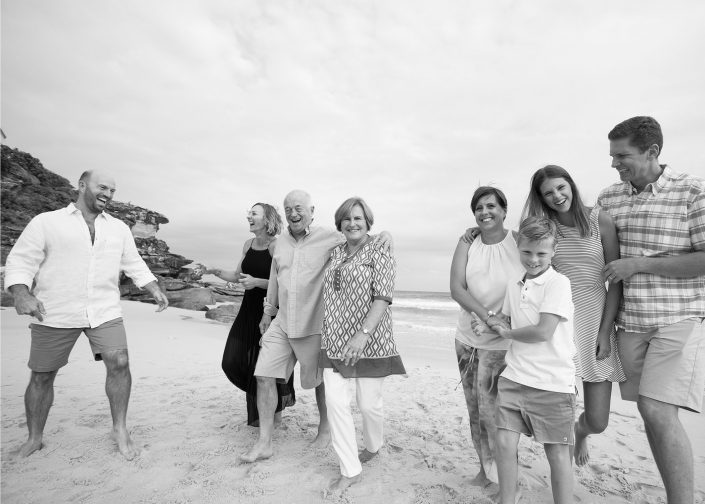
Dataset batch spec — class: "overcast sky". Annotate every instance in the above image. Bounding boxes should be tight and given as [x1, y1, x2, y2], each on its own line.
[3, 0, 704, 291]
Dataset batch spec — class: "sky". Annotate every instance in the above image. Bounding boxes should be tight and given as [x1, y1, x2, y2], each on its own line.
[2, 0, 704, 291]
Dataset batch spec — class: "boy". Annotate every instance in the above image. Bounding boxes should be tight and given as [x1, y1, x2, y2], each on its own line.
[489, 216, 576, 504]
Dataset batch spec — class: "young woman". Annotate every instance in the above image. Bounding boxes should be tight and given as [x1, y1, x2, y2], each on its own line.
[523, 165, 625, 466]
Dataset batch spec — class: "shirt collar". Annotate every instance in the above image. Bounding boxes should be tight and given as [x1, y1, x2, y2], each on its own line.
[628, 164, 670, 195]
[517, 266, 555, 286]
[65, 202, 108, 219]
[287, 225, 311, 239]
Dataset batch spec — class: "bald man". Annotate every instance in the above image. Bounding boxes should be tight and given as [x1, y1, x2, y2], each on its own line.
[5, 170, 169, 460]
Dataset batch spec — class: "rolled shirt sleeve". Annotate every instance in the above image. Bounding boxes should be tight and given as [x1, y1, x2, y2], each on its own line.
[4, 216, 47, 291]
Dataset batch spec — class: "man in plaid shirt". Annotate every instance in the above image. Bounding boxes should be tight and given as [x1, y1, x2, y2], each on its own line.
[597, 116, 705, 504]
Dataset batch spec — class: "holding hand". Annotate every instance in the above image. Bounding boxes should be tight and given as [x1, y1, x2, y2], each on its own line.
[239, 273, 258, 290]
[341, 331, 370, 366]
[603, 258, 641, 284]
[371, 231, 394, 254]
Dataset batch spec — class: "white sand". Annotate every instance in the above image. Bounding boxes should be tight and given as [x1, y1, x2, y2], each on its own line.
[2, 301, 704, 503]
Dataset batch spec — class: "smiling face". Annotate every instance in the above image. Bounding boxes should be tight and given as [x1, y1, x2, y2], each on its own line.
[283, 190, 314, 238]
[473, 194, 506, 233]
[78, 172, 116, 214]
[518, 236, 555, 279]
[539, 177, 573, 215]
[340, 204, 368, 245]
[609, 137, 654, 189]
[247, 204, 266, 233]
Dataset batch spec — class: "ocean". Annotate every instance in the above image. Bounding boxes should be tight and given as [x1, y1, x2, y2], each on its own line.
[391, 290, 460, 371]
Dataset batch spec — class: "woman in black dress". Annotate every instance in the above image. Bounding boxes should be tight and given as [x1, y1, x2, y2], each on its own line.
[206, 203, 295, 426]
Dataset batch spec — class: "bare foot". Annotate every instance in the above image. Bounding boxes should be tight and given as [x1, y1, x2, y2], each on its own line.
[491, 486, 522, 504]
[470, 469, 492, 487]
[326, 474, 361, 497]
[240, 440, 273, 463]
[310, 427, 331, 448]
[15, 438, 44, 459]
[111, 428, 139, 460]
[358, 449, 378, 463]
[574, 421, 589, 466]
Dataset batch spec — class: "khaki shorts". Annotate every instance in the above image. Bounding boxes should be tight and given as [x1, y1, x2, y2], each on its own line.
[617, 317, 705, 412]
[254, 319, 322, 389]
[496, 377, 576, 445]
[28, 318, 127, 372]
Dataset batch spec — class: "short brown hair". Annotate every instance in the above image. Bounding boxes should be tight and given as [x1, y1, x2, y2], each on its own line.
[517, 216, 556, 246]
[334, 197, 374, 232]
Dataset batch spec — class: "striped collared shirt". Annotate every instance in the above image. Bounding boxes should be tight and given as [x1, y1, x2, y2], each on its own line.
[596, 166, 705, 332]
[4, 203, 157, 328]
[263, 226, 344, 339]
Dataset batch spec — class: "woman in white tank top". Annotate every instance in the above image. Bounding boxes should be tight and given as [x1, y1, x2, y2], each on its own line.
[450, 186, 524, 486]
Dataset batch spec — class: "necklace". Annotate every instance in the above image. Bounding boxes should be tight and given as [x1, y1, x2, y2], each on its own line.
[345, 235, 369, 258]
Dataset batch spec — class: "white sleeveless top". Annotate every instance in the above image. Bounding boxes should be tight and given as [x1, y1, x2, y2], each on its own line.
[455, 230, 524, 350]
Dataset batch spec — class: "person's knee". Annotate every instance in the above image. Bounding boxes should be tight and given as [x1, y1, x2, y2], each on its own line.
[637, 395, 677, 428]
[256, 375, 276, 390]
[583, 411, 609, 434]
[29, 370, 57, 389]
[356, 394, 381, 416]
[103, 349, 130, 373]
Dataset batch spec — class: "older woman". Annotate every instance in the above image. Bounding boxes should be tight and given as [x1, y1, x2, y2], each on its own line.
[450, 186, 524, 486]
[523, 165, 625, 466]
[320, 197, 405, 495]
[205, 203, 295, 426]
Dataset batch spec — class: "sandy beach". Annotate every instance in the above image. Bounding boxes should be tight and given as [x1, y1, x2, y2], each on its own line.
[1, 300, 703, 504]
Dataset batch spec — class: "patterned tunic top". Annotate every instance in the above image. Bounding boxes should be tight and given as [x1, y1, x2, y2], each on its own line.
[596, 166, 705, 332]
[553, 207, 625, 382]
[320, 238, 405, 378]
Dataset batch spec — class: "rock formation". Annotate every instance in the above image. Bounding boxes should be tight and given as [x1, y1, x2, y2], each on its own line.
[1, 144, 242, 316]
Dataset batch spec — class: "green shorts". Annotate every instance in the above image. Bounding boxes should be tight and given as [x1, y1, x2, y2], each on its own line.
[28, 318, 127, 372]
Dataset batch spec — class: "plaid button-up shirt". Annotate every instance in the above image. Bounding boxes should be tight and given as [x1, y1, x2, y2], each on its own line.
[596, 166, 705, 333]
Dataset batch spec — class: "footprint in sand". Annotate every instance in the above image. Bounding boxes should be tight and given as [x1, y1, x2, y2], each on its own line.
[386, 443, 403, 453]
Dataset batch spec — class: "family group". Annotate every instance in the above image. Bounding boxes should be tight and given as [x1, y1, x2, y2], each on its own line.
[4, 116, 704, 503]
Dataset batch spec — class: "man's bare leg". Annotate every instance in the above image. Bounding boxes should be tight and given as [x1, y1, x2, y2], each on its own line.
[102, 349, 138, 460]
[241, 376, 277, 462]
[638, 396, 693, 504]
[311, 381, 331, 447]
[16, 370, 58, 458]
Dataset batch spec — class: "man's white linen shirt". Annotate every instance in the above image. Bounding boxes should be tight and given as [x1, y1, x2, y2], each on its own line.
[4, 203, 157, 328]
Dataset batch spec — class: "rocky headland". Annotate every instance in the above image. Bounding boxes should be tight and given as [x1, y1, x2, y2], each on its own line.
[1, 144, 240, 322]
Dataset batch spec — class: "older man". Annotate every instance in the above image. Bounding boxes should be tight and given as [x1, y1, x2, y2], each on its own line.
[5, 170, 169, 460]
[241, 190, 391, 462]
[597, 116, 705, 504]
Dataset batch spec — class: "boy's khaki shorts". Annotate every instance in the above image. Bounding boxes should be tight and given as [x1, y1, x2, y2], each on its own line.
[496, 377, 576, 445]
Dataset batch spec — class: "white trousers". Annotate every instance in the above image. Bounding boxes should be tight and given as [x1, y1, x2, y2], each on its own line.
[323, 368, 385, 478]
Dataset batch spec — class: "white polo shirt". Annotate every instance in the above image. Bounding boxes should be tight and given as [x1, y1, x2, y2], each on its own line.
[4, 203, 156, 328]
[501, 267, 576, 393]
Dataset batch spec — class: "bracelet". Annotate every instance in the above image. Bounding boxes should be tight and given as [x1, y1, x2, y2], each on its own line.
[485, 310, 495, 322]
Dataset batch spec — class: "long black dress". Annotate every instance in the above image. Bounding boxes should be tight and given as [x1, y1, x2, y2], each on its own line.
[222, 242, 295, 426]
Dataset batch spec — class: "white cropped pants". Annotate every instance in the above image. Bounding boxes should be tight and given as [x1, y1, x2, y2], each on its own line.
[323, 368, 385, 477]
